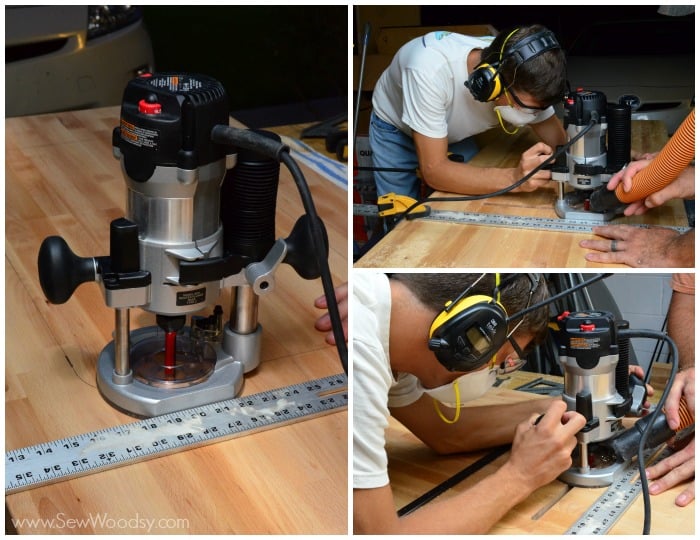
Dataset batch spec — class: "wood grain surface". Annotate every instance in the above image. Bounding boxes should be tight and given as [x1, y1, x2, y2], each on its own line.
[354, 121, 689, 268]
[5, 107, 348, 534]
[386, 367, 694, 535]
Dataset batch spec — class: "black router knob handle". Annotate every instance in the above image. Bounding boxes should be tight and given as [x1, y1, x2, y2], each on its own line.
[38, 236, 97, 304]
[283, 214, 329, 280]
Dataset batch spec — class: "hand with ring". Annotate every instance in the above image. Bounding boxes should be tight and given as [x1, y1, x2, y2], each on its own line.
[579, 225, 693, 267]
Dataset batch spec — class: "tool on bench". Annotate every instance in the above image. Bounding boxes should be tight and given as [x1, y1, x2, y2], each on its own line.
[555, 311, 649, 487]
[554, 310, 693, 488]
[301, 21, 380, 165]
[300, 111, 348, 162]
[37, 72, 347, 417]
[554, 309, 693, 534]
[353, 192, 430, 258]
[372, 193, 431, 220]
[514, 377, 563, 395]
[550, 89, 632, 221]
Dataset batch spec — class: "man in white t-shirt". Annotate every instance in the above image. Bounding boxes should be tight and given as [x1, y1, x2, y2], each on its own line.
[353, 272, 586, 534]
[369, 25, 568, 199]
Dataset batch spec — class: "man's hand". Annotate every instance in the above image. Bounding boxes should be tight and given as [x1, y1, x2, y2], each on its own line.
[503, 401, 586, 491]
[665, 367, 695, 429]
[512, 142, 554, 192]
[608, 164, 695, 217]
[646, 437, 695, 507]
[579, 225, 693, 267]
[607, 159, 652, 216]
[629, 365, 653, 411]
[314, 282, 348, 345]
[644, 367, 695, 507]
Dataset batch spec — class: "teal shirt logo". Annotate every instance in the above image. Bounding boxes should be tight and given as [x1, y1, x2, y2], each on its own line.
[434, 31, 452, 40]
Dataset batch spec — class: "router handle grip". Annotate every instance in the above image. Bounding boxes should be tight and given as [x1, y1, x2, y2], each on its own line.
[38, 236, 97, 304]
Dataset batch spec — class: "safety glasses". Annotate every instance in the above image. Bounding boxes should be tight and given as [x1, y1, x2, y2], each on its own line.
[506, 87, 550, 112]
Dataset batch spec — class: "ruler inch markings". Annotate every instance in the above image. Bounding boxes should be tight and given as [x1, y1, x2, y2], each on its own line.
[353, 204, 690, 234]
[423, 210, 690, 234]
[6, 374, 347, 495]
[564, 446, 672, 535]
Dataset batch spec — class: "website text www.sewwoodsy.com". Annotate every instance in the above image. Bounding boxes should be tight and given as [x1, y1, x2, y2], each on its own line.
[10, 512, 190, 533]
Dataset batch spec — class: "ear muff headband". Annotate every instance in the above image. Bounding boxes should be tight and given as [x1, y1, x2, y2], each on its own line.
[428, 294, 509, 372]
[468, 28, 518, 103]
[466, 29, 560, 103]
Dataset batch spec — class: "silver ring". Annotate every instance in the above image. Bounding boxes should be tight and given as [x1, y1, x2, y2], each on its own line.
[611, 239, 619, 252]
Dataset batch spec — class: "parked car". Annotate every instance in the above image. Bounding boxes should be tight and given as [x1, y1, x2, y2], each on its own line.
[564, 16, 694, 135]
[5, 5, 154, 117]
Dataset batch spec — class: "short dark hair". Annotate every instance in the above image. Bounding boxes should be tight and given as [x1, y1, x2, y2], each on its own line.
[390, 273, 549, 343]
[481, 25, 566, 107]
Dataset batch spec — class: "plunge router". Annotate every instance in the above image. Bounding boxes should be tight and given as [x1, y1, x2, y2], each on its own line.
[551, 89, 631, 221]
[555, 310, 692, 488]
[38, 72, 342, 417]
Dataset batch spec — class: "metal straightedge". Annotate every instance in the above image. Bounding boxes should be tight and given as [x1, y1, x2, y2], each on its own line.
[354, 204, 690, 235]
[6, 374, 347, 495]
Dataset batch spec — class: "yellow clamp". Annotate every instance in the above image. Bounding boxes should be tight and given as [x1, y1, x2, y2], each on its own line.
[377, 193, 430, 219]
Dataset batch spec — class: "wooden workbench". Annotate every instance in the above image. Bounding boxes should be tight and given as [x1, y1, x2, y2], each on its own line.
[386, 367, 694, 535]
[355, 121, 689, 268]
[5, 107, 348, 534]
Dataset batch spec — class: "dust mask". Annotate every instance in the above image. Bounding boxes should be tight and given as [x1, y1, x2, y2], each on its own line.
[421, 356, 526, 424]
[420, 367, 496, 424]
[494, 106, 539, 132]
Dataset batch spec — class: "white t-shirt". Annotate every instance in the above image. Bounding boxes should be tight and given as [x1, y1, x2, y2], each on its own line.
[372, 31, 554, 143]
[352, 272, 425, 489]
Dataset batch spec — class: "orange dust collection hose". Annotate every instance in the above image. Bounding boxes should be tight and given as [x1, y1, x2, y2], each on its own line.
[616, 109, 695, 203]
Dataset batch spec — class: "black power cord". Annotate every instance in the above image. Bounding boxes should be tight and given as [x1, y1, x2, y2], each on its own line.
[211, 125, 348, 374]
[619, 329, 679, 535]
[390, 117, 599, 226]
[506, 273, 613, 324]
[280, 151, 348, 372]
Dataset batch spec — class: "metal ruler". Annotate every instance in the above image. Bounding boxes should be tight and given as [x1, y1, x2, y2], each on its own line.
[6, 374, 347, 495]
[564, 446, 672, 535]
[354, 204, 690, 234]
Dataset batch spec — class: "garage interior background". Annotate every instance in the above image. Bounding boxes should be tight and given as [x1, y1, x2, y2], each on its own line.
[353, 5, 694, 136]
[603, 274, 676, 374]
[143, 5, 347, 128]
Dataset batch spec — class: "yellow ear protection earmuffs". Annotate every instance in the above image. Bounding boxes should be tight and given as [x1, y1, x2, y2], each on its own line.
[428, 273, 544, 372]
[428, 274, 509, 372]
[466, 28, 561, 103]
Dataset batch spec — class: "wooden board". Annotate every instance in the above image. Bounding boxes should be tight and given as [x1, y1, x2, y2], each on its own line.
[386, 369, 694, 535]
[354, 121, 689, 268]
[5, 106, 348, 534]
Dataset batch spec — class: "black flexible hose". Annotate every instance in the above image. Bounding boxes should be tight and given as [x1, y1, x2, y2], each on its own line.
[211, 125, 348, 373]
